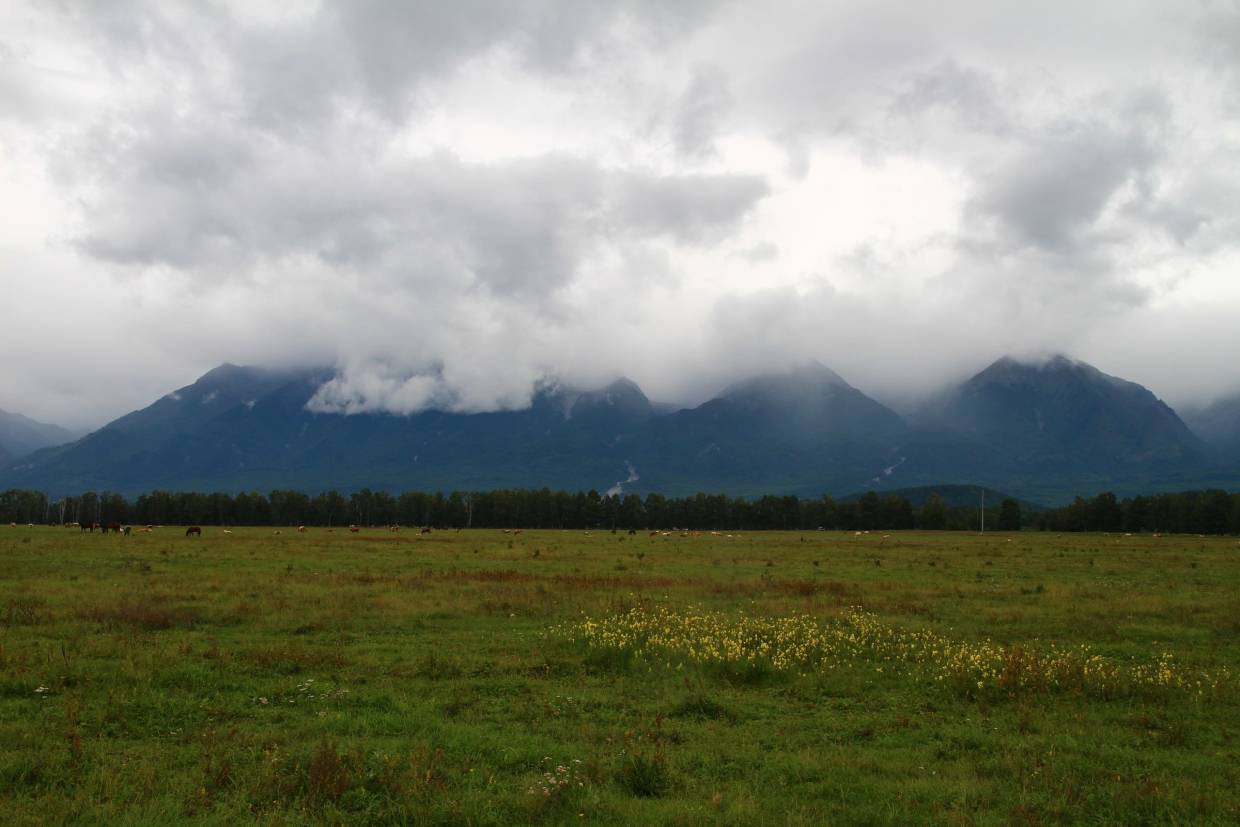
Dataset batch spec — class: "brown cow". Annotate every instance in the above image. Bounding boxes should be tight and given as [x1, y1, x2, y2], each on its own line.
[185, 526, 202, 537]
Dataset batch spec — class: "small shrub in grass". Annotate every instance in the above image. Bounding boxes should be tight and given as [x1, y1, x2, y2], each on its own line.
[669, 694, 734, 722]
[615, 718, 671, 798]
[616, 750, 669, 798]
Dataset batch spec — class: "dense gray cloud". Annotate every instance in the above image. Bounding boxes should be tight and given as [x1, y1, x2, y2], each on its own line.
[970, 120, 1161, 253]
[3, 0, 1240, 431]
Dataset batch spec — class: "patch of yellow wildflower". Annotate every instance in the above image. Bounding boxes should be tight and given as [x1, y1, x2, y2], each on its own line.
[558, 606, 1232, 700]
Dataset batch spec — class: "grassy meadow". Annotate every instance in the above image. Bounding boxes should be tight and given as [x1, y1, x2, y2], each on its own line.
[1, 525, 1238, 825]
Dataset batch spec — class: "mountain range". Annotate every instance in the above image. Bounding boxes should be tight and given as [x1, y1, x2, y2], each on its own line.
[2, 355, 1237, 504]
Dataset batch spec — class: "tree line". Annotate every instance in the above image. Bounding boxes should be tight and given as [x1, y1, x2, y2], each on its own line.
[3, 485, 1236, 534]
[1029, 489, 1240, 535]
[1, 486, 1025, 532]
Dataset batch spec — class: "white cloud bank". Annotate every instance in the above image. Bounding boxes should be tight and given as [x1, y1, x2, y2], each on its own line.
[2, 0, 1240, 429]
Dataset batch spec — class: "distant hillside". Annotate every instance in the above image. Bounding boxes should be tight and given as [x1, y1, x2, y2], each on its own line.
[0, 408, 79, 459]
[1182, 393, 1240, 462]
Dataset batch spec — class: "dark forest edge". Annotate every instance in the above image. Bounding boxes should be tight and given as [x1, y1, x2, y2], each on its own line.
[3, 486, 1240, 535]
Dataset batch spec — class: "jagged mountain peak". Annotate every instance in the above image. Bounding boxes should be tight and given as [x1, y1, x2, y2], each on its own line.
[540, 376, 654, 424]
[722, 361, 851, 399]
[935, 353, 1204, 469]
[105, 363, 324, 436]
[682, 360, 904, 442]
[973, 353, 1099, 382]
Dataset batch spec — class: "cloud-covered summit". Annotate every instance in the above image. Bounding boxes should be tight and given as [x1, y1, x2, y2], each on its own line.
[3, 0, 1239, 429]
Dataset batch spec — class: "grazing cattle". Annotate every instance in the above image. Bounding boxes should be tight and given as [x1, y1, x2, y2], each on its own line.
[273, 530, 282, 535]
[185, 526, 202, 537]
[389, 525, 400, 532]
[420, 527, 432, 535]
[103, 522, 122, 534]
[223, 529, 233, 536]
[81, 522, 100, 533]
[121, 526, 132, 536]
[628, 528, 637, 535]
[297, 526, 307, 533]
[349, 526, 360, 533]
[7, 522, 14, 528]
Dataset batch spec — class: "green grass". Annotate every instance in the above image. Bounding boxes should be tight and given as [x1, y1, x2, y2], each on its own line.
[0, 526, 1237, 825]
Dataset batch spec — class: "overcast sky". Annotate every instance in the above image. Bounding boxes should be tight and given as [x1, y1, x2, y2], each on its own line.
[3, 0, 1240, 429]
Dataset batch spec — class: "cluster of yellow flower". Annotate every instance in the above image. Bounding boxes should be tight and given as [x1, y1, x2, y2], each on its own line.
[559, 606, 1232, 699]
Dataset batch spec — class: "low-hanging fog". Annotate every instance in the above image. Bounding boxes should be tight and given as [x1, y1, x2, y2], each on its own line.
[3, 0, 1240, 430]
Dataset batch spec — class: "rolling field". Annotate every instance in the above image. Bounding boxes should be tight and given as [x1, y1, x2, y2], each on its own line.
[1, 526, 1238, 825]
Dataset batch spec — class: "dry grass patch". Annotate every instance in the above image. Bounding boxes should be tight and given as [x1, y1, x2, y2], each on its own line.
[80, 596, 204, 630]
